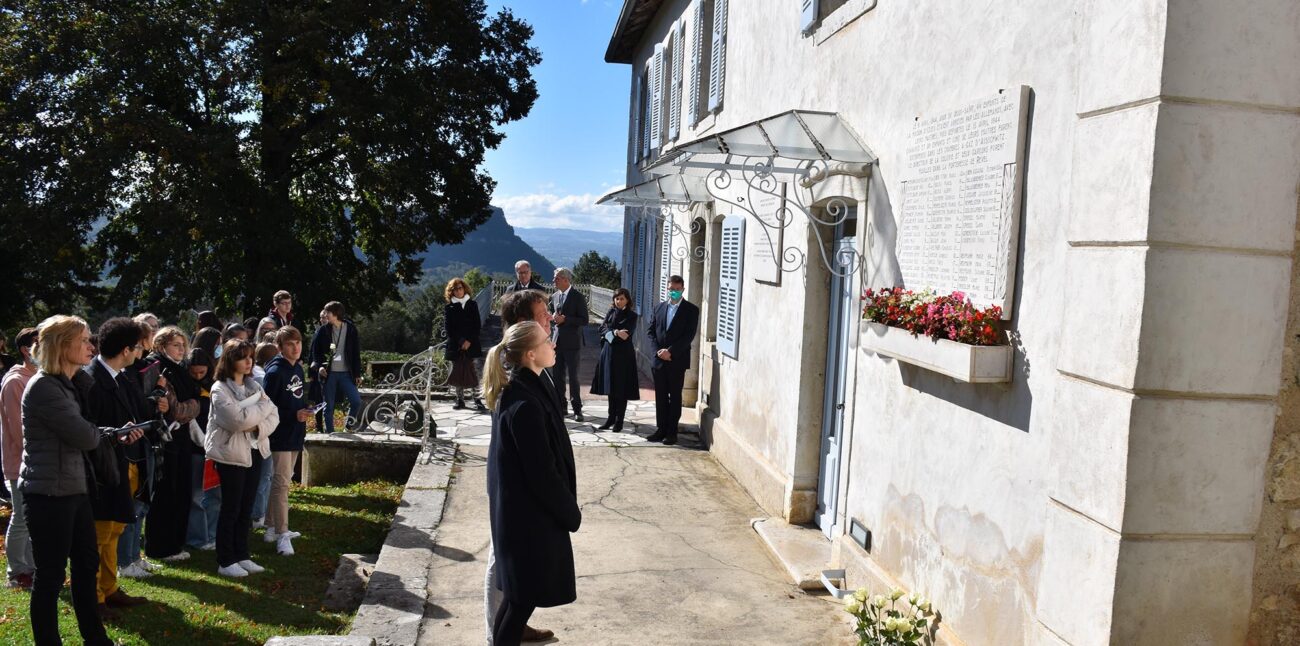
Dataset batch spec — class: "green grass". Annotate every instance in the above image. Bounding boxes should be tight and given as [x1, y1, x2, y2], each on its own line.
[0, 480, 403, 645]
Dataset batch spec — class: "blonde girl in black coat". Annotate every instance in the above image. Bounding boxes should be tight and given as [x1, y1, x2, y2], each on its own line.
[482, 321, 581, 646]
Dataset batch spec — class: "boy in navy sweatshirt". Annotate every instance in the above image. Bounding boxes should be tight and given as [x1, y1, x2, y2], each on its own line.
[261, 326, 311, 556]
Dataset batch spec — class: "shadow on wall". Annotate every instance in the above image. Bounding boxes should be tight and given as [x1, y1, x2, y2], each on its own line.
[862, 90, 1037, 433]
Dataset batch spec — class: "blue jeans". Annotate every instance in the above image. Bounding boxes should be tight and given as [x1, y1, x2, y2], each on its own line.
[117, 498, 149, 566]
[117, 454, 153, 565]
[5, 479, 33, 578]
[186, 454, 221, 548]
[250, 457, 273, 522]
[323, 371, 362, 433]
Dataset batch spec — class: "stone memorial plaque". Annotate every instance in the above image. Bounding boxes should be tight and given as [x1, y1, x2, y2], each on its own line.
[748, 185, 785, 285]
[896, 86, 1029, 317]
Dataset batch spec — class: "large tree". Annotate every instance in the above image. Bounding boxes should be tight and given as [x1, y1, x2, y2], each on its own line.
[0, 0, 539, 329]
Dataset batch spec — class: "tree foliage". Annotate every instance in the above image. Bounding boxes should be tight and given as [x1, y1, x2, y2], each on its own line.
[0, 0, 540, 330]
[573, 250, 621, 290]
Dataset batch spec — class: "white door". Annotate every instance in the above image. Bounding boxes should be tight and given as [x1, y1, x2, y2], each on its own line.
[816, 234, 856, 537]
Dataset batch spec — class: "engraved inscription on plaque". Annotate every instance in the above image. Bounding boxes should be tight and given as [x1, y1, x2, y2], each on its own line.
[748, 185, 785, 285]
[897, 86, 1029, 317]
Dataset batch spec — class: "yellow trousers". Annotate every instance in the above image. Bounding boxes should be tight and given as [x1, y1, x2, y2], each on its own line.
[94, 463, 139, 603]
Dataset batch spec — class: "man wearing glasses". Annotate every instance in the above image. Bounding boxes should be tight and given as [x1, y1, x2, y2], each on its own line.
[269, 290, 294, 329]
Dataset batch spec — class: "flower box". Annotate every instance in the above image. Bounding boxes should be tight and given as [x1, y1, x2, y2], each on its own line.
[860, 322, 1012, 383]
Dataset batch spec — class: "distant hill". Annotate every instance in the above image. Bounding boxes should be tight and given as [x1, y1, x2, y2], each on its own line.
[420, 206, 555, 281]
[515, 227, 624, 269]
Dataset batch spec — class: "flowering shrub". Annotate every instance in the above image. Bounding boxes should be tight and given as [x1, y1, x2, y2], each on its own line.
[861, 287, 1004, 346]
[844, 587, 936, 646]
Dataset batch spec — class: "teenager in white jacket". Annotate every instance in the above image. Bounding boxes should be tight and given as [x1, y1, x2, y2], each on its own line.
[205, 340, 279, 578]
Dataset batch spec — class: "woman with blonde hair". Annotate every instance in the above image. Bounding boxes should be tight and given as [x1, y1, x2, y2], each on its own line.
[483, 321, 581, 645]
[444, 277, 485, 411]
[22, 315, 144, 645]
[205, 340, 279, 577]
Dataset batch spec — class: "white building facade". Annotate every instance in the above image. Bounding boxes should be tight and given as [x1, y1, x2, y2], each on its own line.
[602, 1, 1300, 644]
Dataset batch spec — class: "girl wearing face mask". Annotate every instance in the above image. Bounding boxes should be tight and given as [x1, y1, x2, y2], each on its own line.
[482, 321, 582, 646]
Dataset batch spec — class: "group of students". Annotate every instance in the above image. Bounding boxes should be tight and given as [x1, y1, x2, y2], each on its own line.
[0, 290, 366, 645]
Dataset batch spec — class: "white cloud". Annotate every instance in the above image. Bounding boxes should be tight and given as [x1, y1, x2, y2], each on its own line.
[495, 192, 626, 232]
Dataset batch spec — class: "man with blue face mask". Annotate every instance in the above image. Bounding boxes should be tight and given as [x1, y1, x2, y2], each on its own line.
[646, 275, 699, 445]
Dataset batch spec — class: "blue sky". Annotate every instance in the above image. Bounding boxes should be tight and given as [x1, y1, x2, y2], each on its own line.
[483, 0, 630, 232]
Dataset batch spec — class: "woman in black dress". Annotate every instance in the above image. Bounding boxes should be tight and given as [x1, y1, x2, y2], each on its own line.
[443, 277, 485, 411]
[482, 321, 581, 646]
[590, 288, 640, 432]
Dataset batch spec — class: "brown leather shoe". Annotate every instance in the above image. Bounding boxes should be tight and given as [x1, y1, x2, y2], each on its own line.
[521, 624, 555, 642]
[96, 603, 121, 621]
[104, 588, 148, 608]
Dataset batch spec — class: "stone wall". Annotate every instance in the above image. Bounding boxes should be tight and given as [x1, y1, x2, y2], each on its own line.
[1249, 220, 1300, 646]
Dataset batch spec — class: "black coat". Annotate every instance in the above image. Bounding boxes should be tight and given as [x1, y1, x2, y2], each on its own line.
[488, 367, 581, 608]
[309, 319, 362, 381]
[647, 299, 700, 372]
[590, 307, 641, 400]
[549, 288, 589, 352]
[503, 278, 546, 294]
[83, 360, 150, 523]
[444, 300, 483, 361]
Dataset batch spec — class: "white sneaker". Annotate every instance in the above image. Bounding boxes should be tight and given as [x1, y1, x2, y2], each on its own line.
[276, 535, 294, 556]
[237, 559, 265, 574]
[160, 551, 190, 562]
[263, 529, 278, 543]
[137, 558, 163, 573]
[198, 541, 217, 551]
[118, 563, 152, 579]
[251, 518, 265, 530]
[281, 529, 301, 539]
[217, 563, 248, 578]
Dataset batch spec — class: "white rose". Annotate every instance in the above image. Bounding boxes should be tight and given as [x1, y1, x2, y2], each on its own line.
[844, 600, 861, 615]
[889, 588, 904, 601]
[917, 596, 932, 612]
[853, 588, 869, 602]
[873, 595, 888, 608]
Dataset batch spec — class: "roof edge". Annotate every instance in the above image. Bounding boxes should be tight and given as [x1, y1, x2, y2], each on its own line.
[604, 0, 666, 64]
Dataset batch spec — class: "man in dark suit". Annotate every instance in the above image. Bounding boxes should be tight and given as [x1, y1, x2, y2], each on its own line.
[549, 268, 589, 422]
[504, 260, 545, 294]
[646, 275, 700, 445]
[83, 317, 154, 618]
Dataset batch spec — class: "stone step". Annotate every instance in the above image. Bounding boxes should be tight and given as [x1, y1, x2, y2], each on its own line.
[751, 517, 833, 591]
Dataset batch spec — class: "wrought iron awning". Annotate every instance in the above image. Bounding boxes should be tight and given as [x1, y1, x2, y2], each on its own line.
[645, 110, 875, 178]
[596, 174, 710, 206]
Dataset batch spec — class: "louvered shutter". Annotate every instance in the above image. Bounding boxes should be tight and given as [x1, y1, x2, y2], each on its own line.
[708, 0, 728, 113]
[650, 45, 664, 152]
[631, 75, 643, 162]
[641, 70, 651, 160]
[660, 217, 673, 301]
[669, 21, 684, 141]
[716, 216, 745, 358]
[688, 1, 706, 128]
[801, 0, 819, 33]
[635, 221, 647, 311]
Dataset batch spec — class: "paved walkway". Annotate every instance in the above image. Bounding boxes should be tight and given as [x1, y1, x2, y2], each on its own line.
[416, 443, 850, 645]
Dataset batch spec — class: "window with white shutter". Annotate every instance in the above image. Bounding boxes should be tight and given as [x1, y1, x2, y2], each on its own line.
[639, 69, 651, 160]
[688, 0, 711, 128]
[660, 217, 673, 301]
[707, 0, 728, 113]
[669, 21, 684, 141]
[801, 0, 819, 33]
[650, 45, 664, 153]
[635, 221, 647, 311]
[716, 215, 745, 359]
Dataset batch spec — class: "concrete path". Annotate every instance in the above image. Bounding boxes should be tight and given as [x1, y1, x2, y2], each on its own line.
[416, 443, 851, 645]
